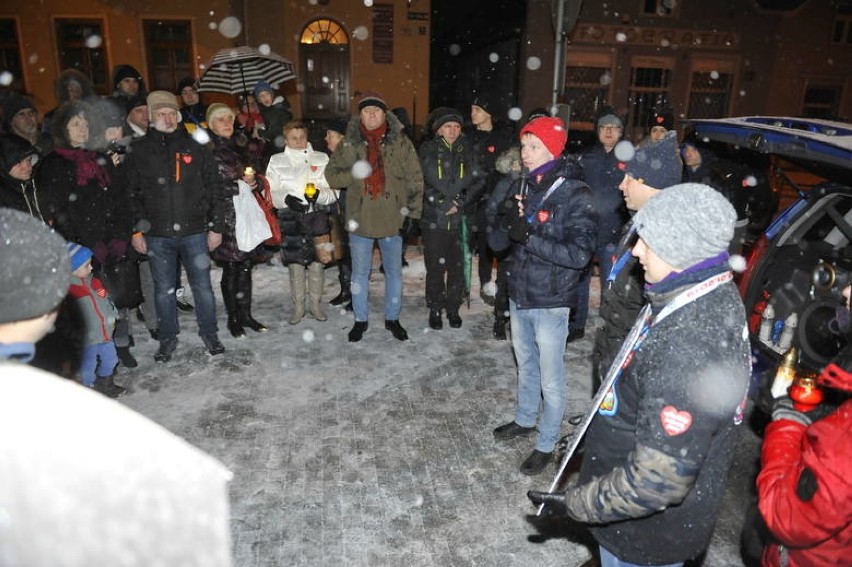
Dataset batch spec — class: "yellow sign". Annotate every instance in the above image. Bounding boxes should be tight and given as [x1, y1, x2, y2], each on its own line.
[570, 23, 739, 49]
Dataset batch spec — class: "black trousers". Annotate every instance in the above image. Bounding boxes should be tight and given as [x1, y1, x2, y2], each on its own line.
[422, 227, 464, 312]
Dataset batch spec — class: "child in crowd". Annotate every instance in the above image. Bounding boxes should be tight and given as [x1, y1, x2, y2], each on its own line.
[67, 243, 125, 398]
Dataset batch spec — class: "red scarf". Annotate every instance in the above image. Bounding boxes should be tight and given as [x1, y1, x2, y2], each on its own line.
[54, 147, 111, 188]
[360, 122, 387, 200]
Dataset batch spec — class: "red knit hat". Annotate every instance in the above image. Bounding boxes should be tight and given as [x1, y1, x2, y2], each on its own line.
[520, 116, 567, 157]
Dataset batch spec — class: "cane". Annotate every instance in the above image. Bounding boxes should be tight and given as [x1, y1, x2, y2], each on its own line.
[535, 303, 652, 516]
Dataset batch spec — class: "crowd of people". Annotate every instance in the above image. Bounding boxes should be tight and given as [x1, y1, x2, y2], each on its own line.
[1, 65, 849, 567]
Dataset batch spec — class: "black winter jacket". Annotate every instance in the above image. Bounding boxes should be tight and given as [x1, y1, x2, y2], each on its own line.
[579, 144, 629, 246]
[491, 157, 597, 310]
[125, 128, 228, 237]
[570, 262, 751, 565]
[37, 149, 133, 248]
[418, 135, 484, 230]
[0, 175, 51, 224]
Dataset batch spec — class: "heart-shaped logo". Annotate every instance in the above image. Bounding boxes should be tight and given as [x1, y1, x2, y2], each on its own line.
[537, 210, 550, 223]
[181, 154, 193, 165]
[659, 405, 692, 436]
[310, 165, 318, 172]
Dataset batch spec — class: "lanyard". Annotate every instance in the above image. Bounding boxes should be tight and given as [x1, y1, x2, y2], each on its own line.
[611, 271, 734, 380]
[525, 177, 564, 223]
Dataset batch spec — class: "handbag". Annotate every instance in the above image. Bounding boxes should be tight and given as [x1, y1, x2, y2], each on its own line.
[233, 180, 272, 252]
[97, 257, 143, 309]
[254, 178, 282, 246]
[328, 213, 345, 261]
[313, 233, 334, 265]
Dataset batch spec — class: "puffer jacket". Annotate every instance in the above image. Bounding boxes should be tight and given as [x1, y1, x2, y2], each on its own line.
[325, 112, 423, 239]
[207, 132, 255, 263]
[417, 134, 484, 231]
[758, 356, 852, 567]
[125, 127, 228, 237]
[491, 156, 597, 310]
[266, 143, 336, 266]
[569, 261, 751, 565]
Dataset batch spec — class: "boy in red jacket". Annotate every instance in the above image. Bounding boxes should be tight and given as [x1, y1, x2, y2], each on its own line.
[67, 243, 125, 398]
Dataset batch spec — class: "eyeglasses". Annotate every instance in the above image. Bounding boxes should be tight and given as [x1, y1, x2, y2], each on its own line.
[599, 125, 622, 132]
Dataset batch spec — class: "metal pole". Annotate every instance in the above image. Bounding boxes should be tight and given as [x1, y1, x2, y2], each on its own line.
[552, 0, 566, 108]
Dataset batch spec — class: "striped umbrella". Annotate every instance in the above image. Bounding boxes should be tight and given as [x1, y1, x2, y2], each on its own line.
[197, 46, 296, 95]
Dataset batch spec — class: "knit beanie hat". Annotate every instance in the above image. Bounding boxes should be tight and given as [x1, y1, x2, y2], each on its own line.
[205, 103, 234, 125]
[253, 81, 274, 100]
[112, 65, 142, 90]
[633, 183, 736, 269]
[147, 90, 179, 117]
[67, 242, 94, 272]
[624, 132, 682, 190]
[326, 115, 349, 136]
[428, 107, 464, 133]
[176, 76, 197, 94]
[520, 116, 567, 158]
[648, 107, 674, 131]
[357, 91, 388, 112]
[2, 95, 35, 127]
[597, 113, 623, 129]
[0, 209, 70, 323]
[0, 134, 39, 174]
[125, 93, 147, 114]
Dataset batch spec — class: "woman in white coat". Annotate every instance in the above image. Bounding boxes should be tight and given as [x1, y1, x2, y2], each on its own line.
[265, 121, 337, 324]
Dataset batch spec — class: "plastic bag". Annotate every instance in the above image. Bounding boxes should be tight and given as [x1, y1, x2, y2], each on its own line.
[233, 180, 272, 252]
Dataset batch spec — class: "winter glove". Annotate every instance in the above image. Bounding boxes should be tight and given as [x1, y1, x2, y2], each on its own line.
[402, 217, 420, 240]
[285, 194, 309, 213]
[527, 490, 569, 517]
[508, 217, 531, 244]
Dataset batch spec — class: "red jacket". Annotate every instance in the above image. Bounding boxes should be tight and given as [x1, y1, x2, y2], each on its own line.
[758, 393, 852, 567]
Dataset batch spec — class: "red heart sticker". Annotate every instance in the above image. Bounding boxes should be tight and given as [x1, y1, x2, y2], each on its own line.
[655, 116, 665, 124]
[487, 145, 496, 153]
[310, 165, 318, 172]
[536, 210, 550, 223]
[181, 154, 193, 165]
[617, 162, 626, 171]
[659, 405, 693, 436]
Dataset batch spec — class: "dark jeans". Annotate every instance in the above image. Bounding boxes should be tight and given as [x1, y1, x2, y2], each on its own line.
[147, 233, 218, 341]
[422, 227, 464, 312]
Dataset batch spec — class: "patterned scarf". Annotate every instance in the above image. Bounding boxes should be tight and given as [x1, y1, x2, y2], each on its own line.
[360, 121, 387, 200]
[54, 147, 111, 188]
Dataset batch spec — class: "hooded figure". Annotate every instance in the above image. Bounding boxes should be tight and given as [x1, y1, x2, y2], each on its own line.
[0, 134, 51, 222]
[42, 69, 97, 137]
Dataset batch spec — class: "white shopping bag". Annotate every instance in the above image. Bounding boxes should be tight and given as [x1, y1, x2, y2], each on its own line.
[233, 179, 272, 252]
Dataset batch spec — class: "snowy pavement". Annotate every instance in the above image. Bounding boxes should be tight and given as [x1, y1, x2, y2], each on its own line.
[115, 247, 756, 566]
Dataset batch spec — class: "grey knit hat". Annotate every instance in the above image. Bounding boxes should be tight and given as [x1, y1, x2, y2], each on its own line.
[633, 183, 736, 269]
[0, 208, 71, 323]
[624, 132, 682, 190]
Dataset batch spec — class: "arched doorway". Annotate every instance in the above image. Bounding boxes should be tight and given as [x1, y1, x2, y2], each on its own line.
[299, 19, 350, 120]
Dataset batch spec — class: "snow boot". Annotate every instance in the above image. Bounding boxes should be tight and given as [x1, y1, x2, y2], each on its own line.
[288, 264, 306, 324]
[307, 261, 327, 321]
[236, 260, 267, 332]
[221, 262, 245, 338]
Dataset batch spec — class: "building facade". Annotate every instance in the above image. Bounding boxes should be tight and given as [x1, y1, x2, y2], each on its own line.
[1, 0, 432, 128]
[520, 0, 852, 141]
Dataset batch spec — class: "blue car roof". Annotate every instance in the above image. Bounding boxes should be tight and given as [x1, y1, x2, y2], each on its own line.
[684, 116, 852, 170]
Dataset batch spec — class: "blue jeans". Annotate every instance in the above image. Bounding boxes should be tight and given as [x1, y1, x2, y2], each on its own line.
[509, 300, 570, 452]
[79, 342, 119, 386]
[599, 546, 683, 567]
[349, 233, 403, 322]
[147, 233, 218, 341]
[573, 242, 617, 329]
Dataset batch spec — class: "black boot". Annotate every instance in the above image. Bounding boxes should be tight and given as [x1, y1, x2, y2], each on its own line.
[330, 261, 353, 310]
[116, 346, 138, 368]
[493, 317, 508, 340]
[236, 260, 267, 332]
[221, 262, 245, 338]
[429, 309, 443, 330]
[93, 374, 126, 398]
